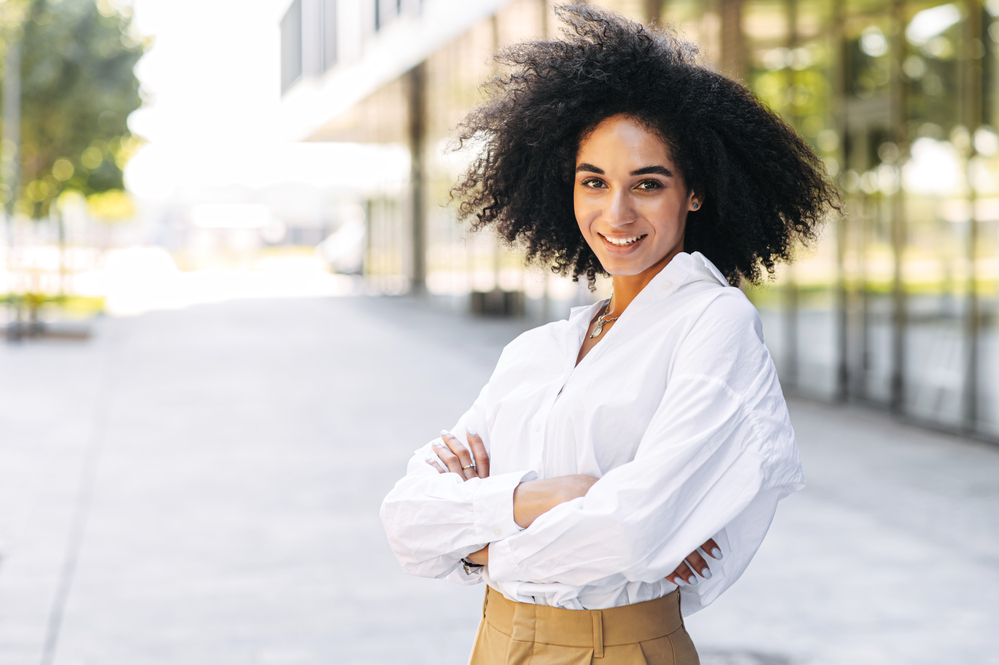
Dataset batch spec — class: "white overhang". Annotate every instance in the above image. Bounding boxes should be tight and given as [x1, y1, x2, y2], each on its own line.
[278, 0, 514, 143]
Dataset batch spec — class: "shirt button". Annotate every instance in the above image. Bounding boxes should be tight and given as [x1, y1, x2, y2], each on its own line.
[494, 528, 501, 536]
[662, 280, 672, 290]
[533, 423, 541, 433]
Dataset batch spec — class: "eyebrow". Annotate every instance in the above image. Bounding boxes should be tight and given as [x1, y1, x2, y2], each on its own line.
[575, 163, 674, 177]
[631, 165, 674, 177]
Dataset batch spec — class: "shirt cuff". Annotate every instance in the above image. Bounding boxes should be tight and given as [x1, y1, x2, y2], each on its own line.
[484, 534, 521, 582]
[472, 470, 537, 543]
[446, 562, 485, 586]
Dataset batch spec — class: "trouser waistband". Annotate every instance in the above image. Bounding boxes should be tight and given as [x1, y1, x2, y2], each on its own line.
[482, 586, 684, 657]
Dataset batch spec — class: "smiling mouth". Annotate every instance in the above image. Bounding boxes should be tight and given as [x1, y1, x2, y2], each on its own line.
[600, 234, 647, 247]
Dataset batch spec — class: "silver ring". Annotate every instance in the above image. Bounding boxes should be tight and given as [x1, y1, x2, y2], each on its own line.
[462, 464, 475, 470]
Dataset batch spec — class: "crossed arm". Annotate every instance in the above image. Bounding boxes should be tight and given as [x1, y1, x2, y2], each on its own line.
[428, 428, 720, 587]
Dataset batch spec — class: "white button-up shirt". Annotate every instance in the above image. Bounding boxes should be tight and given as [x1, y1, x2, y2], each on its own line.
[380, 252, 804, 615]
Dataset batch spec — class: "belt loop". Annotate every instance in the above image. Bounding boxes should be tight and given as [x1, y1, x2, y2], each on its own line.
[591, 610, 604, 658]
[482, 587, 489, 618]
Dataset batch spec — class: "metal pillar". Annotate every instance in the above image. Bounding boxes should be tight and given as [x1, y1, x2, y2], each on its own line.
[644, 0, 661, 24]
[2, 28, 21, 341]
[888, 0, 907, 413]
[832, 0, 849, 401]
[782, 0, 800, 390]
[719, 0, 745, 82]
[407, 62, 426, 295]
[961, 0, 984, 433]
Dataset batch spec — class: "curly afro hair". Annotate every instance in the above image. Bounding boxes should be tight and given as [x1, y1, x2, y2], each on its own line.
[451, 4, 841, 286]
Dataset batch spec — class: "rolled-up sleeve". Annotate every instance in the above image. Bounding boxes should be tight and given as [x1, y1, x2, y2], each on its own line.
[487, 297, 804, 594]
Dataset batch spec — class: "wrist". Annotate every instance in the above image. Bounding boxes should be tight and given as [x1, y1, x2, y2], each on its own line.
[513, 479, 552, 528]
[465, 544, 489, 566]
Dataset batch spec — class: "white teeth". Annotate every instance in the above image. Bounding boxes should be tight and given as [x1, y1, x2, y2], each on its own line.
[604, 235, 643, 246]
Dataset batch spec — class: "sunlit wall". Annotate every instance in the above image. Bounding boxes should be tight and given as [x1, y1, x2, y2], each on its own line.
[280, 0, 999, 440]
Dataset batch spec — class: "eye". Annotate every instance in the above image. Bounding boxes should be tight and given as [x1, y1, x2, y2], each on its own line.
[580, 177, 606, 189]
[635, 179, 664, 191]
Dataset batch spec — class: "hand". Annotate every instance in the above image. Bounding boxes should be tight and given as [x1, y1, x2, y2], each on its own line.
[665, 538, 722, 587]
[426, 427, 490, 481]
[513, 475, 598, 528]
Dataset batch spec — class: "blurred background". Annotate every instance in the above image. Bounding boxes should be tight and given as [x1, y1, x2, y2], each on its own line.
[1, 0, 998, 664]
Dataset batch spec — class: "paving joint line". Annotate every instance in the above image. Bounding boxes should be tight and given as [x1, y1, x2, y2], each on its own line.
[40, 324, 120, 665]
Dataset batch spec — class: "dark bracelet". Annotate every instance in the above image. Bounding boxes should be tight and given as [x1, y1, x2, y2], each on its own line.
[461, 558, 484, 575]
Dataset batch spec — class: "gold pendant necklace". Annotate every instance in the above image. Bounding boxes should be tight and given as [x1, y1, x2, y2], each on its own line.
[589, 299, 620, 339]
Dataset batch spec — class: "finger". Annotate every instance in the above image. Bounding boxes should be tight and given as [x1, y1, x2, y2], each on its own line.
[441, 430, 477, 480]
[684, 550, 712, 580]
[465, 427, 490, 479]
[665, 573, 686, 587]
[425, 459, 446, 474]
[432, 441, 464, 476]
[671, 561, 698, 585]
[701, 538, 722, 560]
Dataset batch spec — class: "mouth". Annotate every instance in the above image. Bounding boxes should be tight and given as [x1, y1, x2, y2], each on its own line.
[599, 233, 647, 249]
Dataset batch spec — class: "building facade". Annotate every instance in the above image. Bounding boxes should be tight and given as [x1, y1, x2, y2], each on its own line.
[279, 0, 999, 441]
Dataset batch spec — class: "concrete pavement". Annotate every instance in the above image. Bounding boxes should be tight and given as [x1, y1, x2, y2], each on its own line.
[0, 296, 996, 665]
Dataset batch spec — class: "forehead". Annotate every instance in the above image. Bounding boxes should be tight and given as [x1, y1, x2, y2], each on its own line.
[576, 114, 673, 165]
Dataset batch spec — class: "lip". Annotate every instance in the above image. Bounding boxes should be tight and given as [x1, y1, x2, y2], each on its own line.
[599, 233, 647, 254]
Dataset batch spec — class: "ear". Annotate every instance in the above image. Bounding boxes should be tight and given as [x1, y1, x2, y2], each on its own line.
[688, 192, 703, 211]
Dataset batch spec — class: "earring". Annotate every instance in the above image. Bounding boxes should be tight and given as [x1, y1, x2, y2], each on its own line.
[692, 202, 700, 210]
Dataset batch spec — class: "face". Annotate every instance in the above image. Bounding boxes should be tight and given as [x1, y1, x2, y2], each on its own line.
[573, 114, 700, 280]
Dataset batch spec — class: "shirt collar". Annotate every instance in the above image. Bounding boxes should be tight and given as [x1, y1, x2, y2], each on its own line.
[566, 251, 728, 324]
[651, 251, 729, 294]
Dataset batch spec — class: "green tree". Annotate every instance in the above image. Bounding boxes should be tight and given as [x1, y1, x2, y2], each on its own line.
[8, 0, 147, 218]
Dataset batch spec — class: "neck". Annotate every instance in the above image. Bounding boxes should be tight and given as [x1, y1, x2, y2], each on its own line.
[608, 246, 684, 315]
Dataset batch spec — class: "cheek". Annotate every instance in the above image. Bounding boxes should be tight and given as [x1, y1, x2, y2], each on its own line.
[647, 199, 686, 238]
[573, 191, 594, 231]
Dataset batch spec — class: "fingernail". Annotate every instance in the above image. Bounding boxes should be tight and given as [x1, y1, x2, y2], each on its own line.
[710, 547, 722, 559]
[467, 425, 477, 436]
[687, 576, 698, 586]
[700, 568, 712, 580]
[674, 578, 685, 587]
[440, 429, 450, 437]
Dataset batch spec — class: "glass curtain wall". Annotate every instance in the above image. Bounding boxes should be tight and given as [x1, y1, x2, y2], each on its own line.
[735, 0, 841, 399]
[347, 78, 410, 294]
[669, 0, 997, 438]
[420, 0, 622, 319]
[348, 0, 999, 440]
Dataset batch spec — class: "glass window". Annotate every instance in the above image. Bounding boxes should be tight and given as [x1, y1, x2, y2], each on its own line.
[281, 0, 303, 93]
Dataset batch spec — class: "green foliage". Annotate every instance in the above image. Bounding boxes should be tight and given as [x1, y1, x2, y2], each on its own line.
[7, 0, 148, 218]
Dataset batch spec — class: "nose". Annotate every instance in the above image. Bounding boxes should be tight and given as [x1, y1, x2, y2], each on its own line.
[604, 187, 635, 227]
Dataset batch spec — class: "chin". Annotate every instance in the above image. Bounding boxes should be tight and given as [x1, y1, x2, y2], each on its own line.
[598, 260, 650, 277]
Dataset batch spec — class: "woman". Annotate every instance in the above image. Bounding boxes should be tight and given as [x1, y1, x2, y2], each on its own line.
[380, 5, 839, 663]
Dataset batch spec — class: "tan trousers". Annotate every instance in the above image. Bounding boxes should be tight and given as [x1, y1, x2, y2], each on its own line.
[468, 587, 699, 665]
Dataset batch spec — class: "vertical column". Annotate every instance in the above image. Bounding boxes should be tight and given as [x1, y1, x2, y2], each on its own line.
[888, 0, 907, 413]
[490, 16, 502, 296]
[3, 29, 22, 341]
[782, 0, 800, 389]
[832, 0, 849, 401]
[644, 0, 661, 24]
[961, 0, 984, 432]
[719, 0, 745, 82]
[407, 62, 427, 295]
[540, 0, 552, 322]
